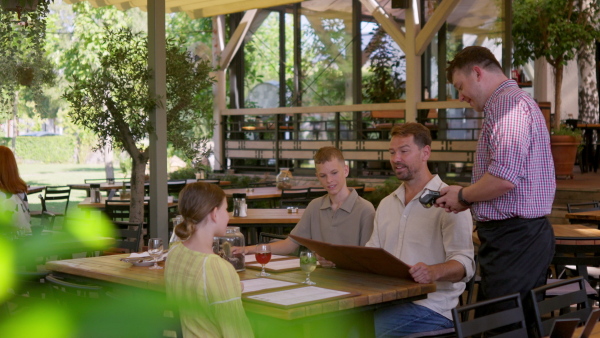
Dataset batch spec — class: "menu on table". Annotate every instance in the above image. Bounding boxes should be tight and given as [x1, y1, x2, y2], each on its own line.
[244, 286, 357, 309]
[289, 234, 411, 279]
[241, 278, 299, 294]
[246, 258, 301, 272]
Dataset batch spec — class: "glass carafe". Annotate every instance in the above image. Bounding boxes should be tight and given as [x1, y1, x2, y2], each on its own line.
[213, 226, 245, 271]
[276, 168, 293, 190]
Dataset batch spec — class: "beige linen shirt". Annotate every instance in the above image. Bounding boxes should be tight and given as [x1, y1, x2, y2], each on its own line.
[366, 175, 475, 319]
[290, 188, 375, 246]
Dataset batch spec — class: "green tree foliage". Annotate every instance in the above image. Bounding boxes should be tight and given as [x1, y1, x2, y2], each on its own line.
[512, 0, 600, 130]
[362, 26, 406, 104]
[63, 27, 214, 222]
[0, 1, 55, 119]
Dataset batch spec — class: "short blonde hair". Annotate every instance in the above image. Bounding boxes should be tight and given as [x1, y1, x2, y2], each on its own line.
[314, 146, 345, 165]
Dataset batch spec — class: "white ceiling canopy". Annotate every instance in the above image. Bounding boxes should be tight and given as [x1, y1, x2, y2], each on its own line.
[62, 0, 303, 18]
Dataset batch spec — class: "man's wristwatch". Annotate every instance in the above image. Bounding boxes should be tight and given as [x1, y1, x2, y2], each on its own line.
[458, 188, 473, 207]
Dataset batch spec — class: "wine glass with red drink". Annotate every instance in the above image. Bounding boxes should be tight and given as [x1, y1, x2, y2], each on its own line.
[255, 243, 271, 277]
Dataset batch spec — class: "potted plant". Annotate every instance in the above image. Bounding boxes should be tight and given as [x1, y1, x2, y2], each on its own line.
[550, 124, 583, 179]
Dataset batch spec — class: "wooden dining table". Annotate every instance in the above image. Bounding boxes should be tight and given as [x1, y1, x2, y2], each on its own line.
[565, 210, 600, 225]
[45, 253, 434, 337]
[77, 197, 178, 209]
[26, 185, 45, 194]
[223, 186, 374, 200]
[228, 208, 305, 244]
[70, 180, 231, 196]
[473, 223, 600, 246]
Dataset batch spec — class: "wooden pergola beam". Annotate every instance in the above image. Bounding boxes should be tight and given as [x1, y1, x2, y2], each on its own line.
[415, 0, 460, 56]
[360, 0, 406, 52]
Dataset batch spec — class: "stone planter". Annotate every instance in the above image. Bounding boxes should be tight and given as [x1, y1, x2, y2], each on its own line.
[550, 135, 579, 179]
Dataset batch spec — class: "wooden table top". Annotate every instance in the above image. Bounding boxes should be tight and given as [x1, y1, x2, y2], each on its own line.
[70, 180, 231, 191]
[224, 186, 374, 200]
[565, 210, 600, 222]
[228, 208, 304, 224]
[77, 197, 178, 209]
[26, 185, 45, 194]
[473, 224, 600, 246]
[46, 253, 435, 321]
[577, 123, 600, 129]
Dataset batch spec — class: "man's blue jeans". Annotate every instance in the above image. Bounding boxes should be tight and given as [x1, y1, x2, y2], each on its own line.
[374, 303, 453, 337]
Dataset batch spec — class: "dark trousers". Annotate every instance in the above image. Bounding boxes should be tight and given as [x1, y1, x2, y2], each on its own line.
[476, 217, 555, 334]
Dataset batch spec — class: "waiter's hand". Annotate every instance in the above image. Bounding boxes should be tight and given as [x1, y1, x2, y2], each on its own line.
[317, 253, 335, 268]
[435, 185, 468, 213]
[409, 262, 437, 284]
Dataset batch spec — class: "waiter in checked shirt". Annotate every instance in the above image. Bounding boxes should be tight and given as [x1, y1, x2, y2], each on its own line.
[435, 46, 556, 332]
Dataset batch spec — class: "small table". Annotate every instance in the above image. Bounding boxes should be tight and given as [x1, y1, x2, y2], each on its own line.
[26, 186, 45, 194]
[228, 208, 304, 244]
[565, 210, 600, 226]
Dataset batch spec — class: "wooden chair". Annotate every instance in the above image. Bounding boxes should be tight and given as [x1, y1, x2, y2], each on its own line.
[452, 293, 528, 338]
[530, 277, 592, 337]
[279, 188, 309, 208]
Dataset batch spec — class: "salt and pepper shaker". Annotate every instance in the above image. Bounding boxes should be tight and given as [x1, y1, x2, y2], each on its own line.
[233, 193, 247, 217]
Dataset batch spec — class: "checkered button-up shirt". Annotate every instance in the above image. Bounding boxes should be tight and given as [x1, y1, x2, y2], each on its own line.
[472, 80, 555, 221]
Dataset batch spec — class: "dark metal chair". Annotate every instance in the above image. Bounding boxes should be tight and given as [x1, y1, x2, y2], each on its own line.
[308, 187, 327, 199]
[167, 180, 187, 196]
[103, 221, 144, 254]
[350, 184, 365, 197]
[530, 277, 592, 338]
[452, 293, 528, 338]
[551, 242, 600, 301]
[30, 186, 71, 219]
[279, 188, 309, 208]
[45, 273, 104, 304]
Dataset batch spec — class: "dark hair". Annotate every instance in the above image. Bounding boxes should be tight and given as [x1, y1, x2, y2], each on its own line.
[314, 146, 345, 164]
[0, 145, 27, 194]
[175, 182, 226, 240]
[446, 46, 503, 84]
[390, 123, 432, 148]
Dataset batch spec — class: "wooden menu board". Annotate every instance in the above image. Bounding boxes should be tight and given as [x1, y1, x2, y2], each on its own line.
[289, 235, 411, 279]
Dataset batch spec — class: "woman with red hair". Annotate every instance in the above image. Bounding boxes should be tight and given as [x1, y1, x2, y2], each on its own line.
[0, 145, 30, 232]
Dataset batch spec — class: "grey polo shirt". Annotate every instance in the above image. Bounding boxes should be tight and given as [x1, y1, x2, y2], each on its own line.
[290, 188, 375, 246]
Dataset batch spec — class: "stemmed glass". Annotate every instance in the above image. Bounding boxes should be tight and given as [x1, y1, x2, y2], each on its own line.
[148, 238, 164, 270]
[255, 243, 271, 277]
[299, 251, 317, 285]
